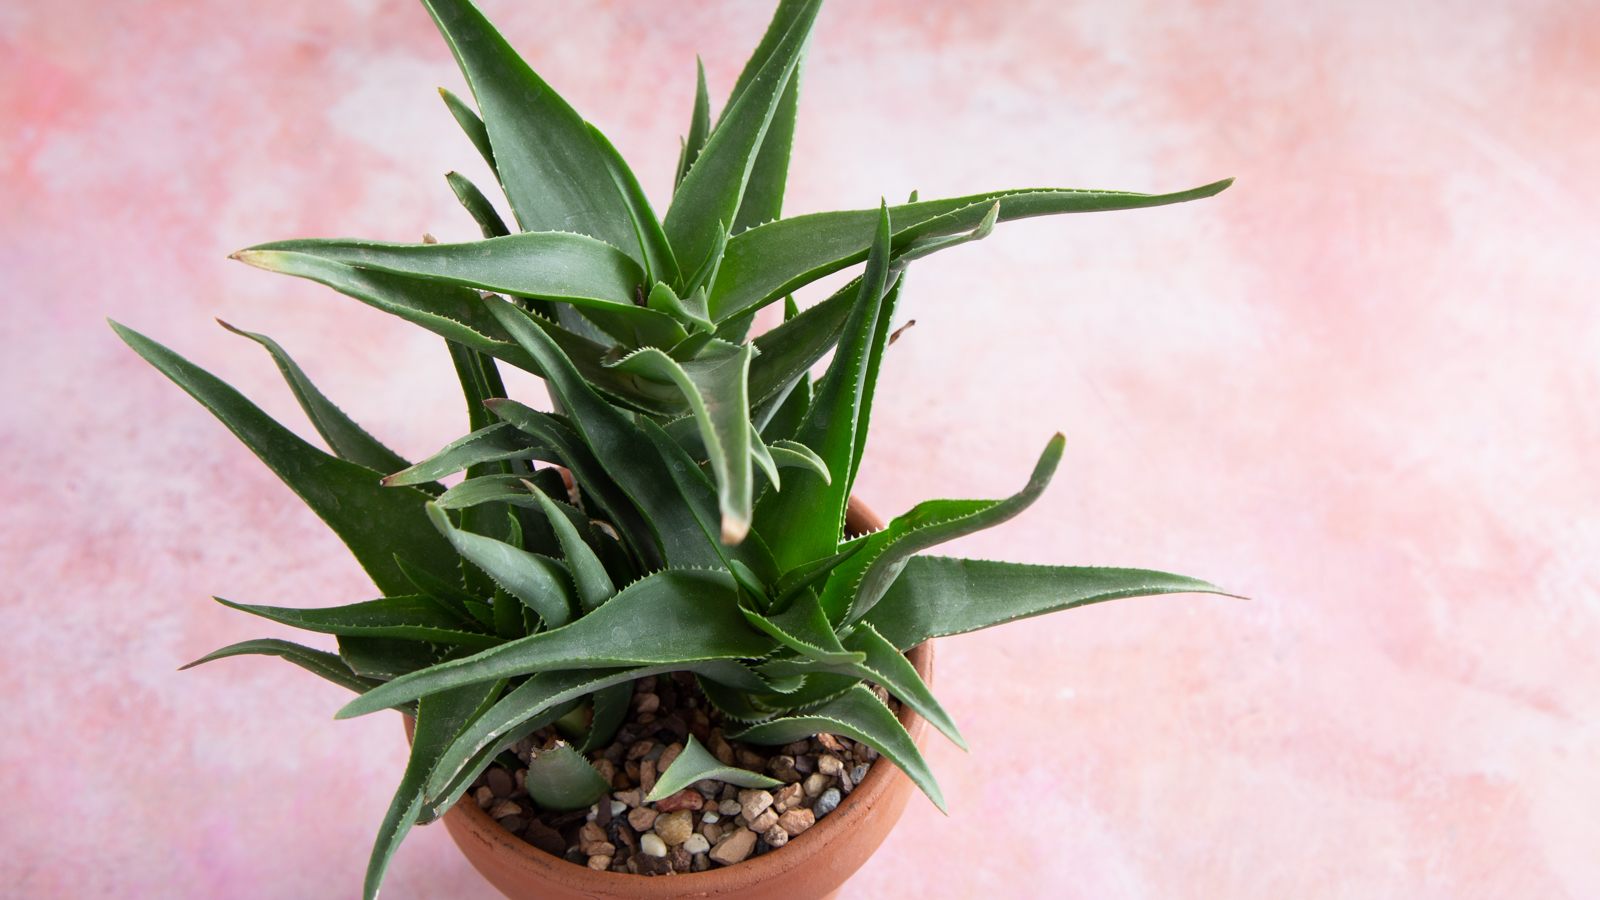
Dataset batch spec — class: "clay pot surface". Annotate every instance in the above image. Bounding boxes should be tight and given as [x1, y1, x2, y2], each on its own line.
[428, 498, 930, 900]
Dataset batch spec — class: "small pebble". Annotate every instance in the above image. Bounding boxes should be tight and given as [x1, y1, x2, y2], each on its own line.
[768, 755, 801, 782]
[583, 841, 616, 859]
[783, 740, 811, 755]
[670, 845, 693, 872]
[838, 768, 853, 795]
[614, 789, 641, 809]
[498, 814, 526, 834]
[772, 783, 803, 813]
[587, 855, 612, 871]
[658, 742, 684, 772]
[489, 799, 522, 820]
[691, 852, 710, 872]
[654, 788, 703, 812]
[736, 748, 767, 771]
[627, 807, 658, 831]
[817, 754, 843, 776]
[514, 768, 528, 796]
[738, 789, 774, 822]
[763, 824, 789, 848]
[709, 733, 736, 766]
[719, 799, 743, 817]
[748, 808, 778, 834]
[682, 833, 710, 854]
[609, 799, 628, 817]
[594, 759, 617, 784]
[578, 821, 609, 855]
[627, 740, 656, 761]
[632, 692, 660, 714]
[473, 786, 494, 809]
[630, 851, 673, 875]
[699, 821, 723, 844]
[851, 764, 870, 785]
[486, 767, 514, 798]
[701, 811, 720, 824]
[695, 779, 720, 797]
[654, 809, 694, 846]
[777, 808, 814, 837]
[793, 755, 815, 776]
[855, 741, 878, 762]
[639, 759, 657, 797]
[803, 773, 828, 797]
[708, 827, 756, 865]
[813, 788, 841, 818]
[640, 833, 668, 857]
[816, 733, 847, 754]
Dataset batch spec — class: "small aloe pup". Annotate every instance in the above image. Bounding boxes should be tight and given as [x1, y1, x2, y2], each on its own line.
[112, 0, 1233, 896]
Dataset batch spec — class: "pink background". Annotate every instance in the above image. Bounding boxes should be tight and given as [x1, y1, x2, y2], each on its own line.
[4, 0, 1599, 897]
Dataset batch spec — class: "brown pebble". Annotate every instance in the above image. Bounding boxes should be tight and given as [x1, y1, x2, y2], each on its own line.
[658, 742, 684, 773]
[596, 798, 612, 827]
[709, 827, 757, 865]
[614, 789, 642, 809]
[486, 767, 514, 798]
[579, 821, 608, 854]
[587, 855, 612, 871]
[763, 824, 789, 848]
[768, 755, 801, 782]
[772, 783, 803, 813]
[782, 740, 811, 756]
[633, 692, 660, 714]
[654, 788, 704, 813]
[627, 740, 656, 761]
[777, 808, 814, 837]
[855, 741, 878, 762]
[497, 814, 525, 834]
[803, 773, 828, 797]
[639, 759, 657, 797]
[627, 807, 658, 831]
[655, 809, 694, 846]
[748, 808, 778, 834]
[839, 768, 853, 795]
[669, 845, 693, 872]
[473, 786, 494, 809]
[691, 852, 710, 872]
[817, 754, 843, 776]
[709, 732, 735, 766]
[513, 768, 528, 796]
[625, 760, 641, 781]
[636, 675, 658, 693]
[816, 733, 847, 754]
[594, 759, 616, 785]
[792, 754, 815, 776]
[630, 851, 673, 876]
[738, 789, 774, 822]
[489, 799, 522, 820]
[523, 819, 567, 857]
[612, 768, 633, 790]
[699, 821, 723, 844]
[735, 748, 767, 771]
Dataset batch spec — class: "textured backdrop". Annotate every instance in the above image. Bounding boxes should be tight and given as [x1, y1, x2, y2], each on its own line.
[3, 0, 1598, 897]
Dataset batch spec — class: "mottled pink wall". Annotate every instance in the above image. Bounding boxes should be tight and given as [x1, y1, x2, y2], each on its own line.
[4, 0, 1598, 897]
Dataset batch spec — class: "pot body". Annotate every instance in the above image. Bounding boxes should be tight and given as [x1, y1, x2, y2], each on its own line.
[435, 497, 925, 900]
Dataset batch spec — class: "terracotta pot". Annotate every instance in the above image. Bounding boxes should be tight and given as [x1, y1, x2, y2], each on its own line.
[422, 498, 931, 900]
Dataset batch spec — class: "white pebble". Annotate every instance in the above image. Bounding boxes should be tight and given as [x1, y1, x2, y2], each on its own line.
[640, 833, 668, 857]
[701, 811, 720, 824]
[586, 804, 599, 822]
[609, 799, 627, 817]
[682, 833, 711, 854]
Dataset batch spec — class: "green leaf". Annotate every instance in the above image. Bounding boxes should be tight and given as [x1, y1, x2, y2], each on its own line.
[525, 742, 611, 812]
[840, 621, 964, 750]
[756, 370, 811, 440]
[385, 423, 554, 487]
[178, 638, 382, 695]
[741, 591, 862, 667]
[212, 595, 498, 649]
[587, 123, 679, 287]
[226, 250, 670, 414]
[730, 31, 804, 234]
[768, 542, 864, 614]
[215, 320, 416, 482]
[362, 679, 501, 900]
[862, 556, 1234, 651]
[646, 735, 781, 801]
[438, 87, 497, 181]
[336, 568, 775, 718]
[663, 0, 822, 277]
[527, 480, 616, 612]
[487, 302, 727, 569]
[419, 698, 577, 826]
[646, 282, 715, 335]
[339, 636, 442, 681]
[727, 684, 945, 812]
[111, 321, 459, 597]
[396, 554, 482, 621]
[609, 341, 756, 543]
[420, 0, 642, 261]
[828, 434, 1065, 623]
[769, 439, 829, 483]
[747, 275, 856, 408]
[241, 234, 683, 349]
[426, 503, 576, 630]
[708, 179, 1235, 323]
[674, 57, 713, 192]
[577, 682, 633, 754]
[445, 171, 511, 239]
[750, 203, 893, 573]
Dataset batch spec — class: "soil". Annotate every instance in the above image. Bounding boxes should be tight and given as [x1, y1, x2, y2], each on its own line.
[463, 672, 898, 876]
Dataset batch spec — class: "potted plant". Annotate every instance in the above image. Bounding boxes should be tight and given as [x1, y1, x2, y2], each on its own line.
[111, 1, 1233, 897]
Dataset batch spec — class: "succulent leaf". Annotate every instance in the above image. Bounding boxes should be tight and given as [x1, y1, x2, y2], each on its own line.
[526, 480, 616, 612]
[419, 0, 644, 262]
[576, 682, 633, 754]
[213, 595, 499, 649]
[426, 503, 577, 630]
[863, 556, 1234, 651]
[524, 742, 611, 812]
[339, 636, 445, 681]
[663, 0, 822, 278]
[755, 370, 811, 440]
[396, 554, 485, 622]
[829, 433, 1067, 624]
[727, 683, 946, 813]
[216, 320, 418, 483]
[586, 124, 680, 286]
[708, 180, 1235, 324]
[437, 87, 497, 181]
[645, 282, 715, 335]
[363, 678, 503, 900]
[385, 423, 554, 487]
[110, 322, 459, 597]
[419, 698, 578, 826]
[179, 638, 382, 695]
[750, 203, 894, 572]
[445, 170, 511, 239]
[335, 568, 777, 719]
[767, 439, 828, 483]
[673, 57, 713, 192]
[747, 276, 856, 408]
[609, 340, 757, 543]
[645, 735, 782, 801]
[838, 622, 965, 750]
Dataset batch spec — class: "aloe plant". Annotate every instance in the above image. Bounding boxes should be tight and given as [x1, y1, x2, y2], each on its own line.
[112, 0, 1233, 896]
